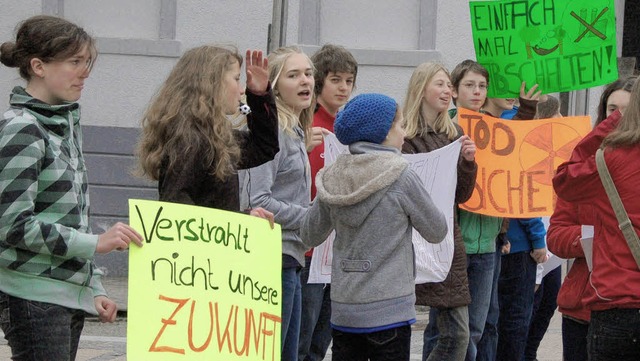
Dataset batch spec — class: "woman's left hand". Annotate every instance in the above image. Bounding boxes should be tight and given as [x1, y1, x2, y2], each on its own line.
[249, 207, 275, 229]
[245, 50, 269, 95]
[460, 135, 476, 161]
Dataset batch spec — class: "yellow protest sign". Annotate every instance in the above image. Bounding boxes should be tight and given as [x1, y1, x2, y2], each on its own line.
[127, 199, 282, 361]
[458, 108, 591, 217]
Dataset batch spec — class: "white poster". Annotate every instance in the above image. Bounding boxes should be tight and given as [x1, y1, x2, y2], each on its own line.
[308, 133, 459, 284]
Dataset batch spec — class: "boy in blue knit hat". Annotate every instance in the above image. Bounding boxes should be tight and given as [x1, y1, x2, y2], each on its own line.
[301, 93, 448, 359]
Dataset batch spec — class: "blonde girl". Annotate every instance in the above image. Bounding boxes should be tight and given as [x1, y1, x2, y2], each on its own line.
[240, 45, 315, 361]
[402, 62, 477, 361]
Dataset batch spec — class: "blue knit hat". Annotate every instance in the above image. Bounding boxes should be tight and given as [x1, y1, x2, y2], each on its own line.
[334, 93, 398, 145]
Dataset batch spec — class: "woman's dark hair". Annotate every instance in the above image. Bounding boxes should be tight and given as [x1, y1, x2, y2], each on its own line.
[0, 15, 96, 80]
[595, 76, 637, 125]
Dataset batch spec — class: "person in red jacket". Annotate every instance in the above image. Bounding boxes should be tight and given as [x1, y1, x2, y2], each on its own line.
[553, 77, 640, 361]
[547, 198, 595, 361]
[547, 77, 634, 361]
[299, 44, 358, 361]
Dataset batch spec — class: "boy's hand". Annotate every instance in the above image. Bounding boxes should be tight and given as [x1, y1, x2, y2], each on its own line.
[94, 296, 118, 323]
[245, 50, 269, 95]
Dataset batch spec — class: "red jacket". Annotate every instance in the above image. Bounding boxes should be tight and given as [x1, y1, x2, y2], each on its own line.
[553, 111, 640, 311]
[305, 104, 336, 257]
[546, 198, 594, 321]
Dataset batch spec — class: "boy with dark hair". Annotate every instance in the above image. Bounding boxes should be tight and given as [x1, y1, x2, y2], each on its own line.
[299, 43, 358, 361]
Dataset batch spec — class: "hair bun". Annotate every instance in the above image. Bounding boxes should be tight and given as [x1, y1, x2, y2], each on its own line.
[0, 42, 18, 67]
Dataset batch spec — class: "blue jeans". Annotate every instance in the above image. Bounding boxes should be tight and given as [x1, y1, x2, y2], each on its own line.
[465, 253, 495, 361]
[525, 265, 561, 361]
[477, 246, 502, 361]
[562, 316, 589, 361]
[281, 267, 302, 361]
[588, 308, 640, 361]
[497, 252, 537, 361]
[298, 256, 332, 361]
[332, 325, 412, 361]
[0, 291, 85, 361]
[423, 306, 469, 361]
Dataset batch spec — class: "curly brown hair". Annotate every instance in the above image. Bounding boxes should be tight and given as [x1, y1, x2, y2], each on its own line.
[137, 45, 242, 181]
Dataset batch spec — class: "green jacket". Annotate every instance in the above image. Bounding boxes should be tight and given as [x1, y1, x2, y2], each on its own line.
[458, 209, 503, 254]
[0, 87, 103, 314]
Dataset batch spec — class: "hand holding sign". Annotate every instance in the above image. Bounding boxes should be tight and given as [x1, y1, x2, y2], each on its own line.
[307, 126, 327, 152]
[249, 207, 275, 229]
[97, 222, 143, 253]
[460, 135, 477, 161]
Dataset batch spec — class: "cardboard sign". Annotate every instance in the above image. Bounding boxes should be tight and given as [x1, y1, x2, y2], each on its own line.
[470, 0, 618, 97]
[127, 199, 282, 361]
[458, 108, 591, 217]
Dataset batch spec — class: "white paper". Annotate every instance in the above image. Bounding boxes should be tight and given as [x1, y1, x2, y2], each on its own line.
[580, 225, 594, 271]
[539, 252, 564, 279]
[308, 133, 459, 284]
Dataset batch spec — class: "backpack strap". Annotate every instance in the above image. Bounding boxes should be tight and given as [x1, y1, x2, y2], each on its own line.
[595, 148, 640, 268]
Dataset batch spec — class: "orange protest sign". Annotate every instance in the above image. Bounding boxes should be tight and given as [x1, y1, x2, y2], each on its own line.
[458, 108, 591, 217]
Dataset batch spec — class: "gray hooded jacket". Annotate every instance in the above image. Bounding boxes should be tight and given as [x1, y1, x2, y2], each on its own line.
[301, 142, 447, 329]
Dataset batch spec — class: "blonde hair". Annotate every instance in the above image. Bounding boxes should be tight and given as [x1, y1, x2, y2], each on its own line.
[603, 77, 640, 148]
[404, 62, 458, 140]
[268, 46, 314, 142]
[137, 45, 242, 181]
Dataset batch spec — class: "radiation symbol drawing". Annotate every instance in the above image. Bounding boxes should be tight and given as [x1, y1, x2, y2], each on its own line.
[519, 122, 582, 186]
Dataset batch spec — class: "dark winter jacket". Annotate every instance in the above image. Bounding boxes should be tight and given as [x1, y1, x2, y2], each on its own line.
[158, 88, 279, 211]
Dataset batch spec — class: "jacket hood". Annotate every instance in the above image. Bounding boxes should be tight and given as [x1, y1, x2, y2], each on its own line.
[9, 86, 80, 134]
[315, 142, 408, 227]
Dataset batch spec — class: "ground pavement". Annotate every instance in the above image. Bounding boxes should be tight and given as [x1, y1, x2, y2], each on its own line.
[0, 277, 563, 360]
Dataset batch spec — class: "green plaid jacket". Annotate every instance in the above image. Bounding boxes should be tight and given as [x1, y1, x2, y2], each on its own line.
[0, 87, 104, 314]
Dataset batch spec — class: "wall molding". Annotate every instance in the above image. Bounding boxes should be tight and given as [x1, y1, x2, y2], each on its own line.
[299, 46, 441, 67]
[41, 0, 181, 58]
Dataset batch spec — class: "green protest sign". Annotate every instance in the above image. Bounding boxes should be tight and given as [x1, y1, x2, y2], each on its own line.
[470, 0, 618, 98]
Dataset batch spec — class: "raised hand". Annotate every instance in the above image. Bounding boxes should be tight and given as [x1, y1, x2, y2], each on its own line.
[520, 81, 543, 101]
[245, 49, 269, 95]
